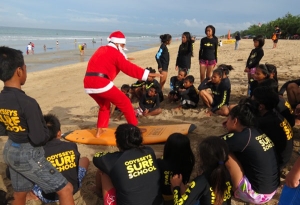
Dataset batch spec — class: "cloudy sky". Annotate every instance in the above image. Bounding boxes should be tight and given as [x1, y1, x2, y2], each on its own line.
[0, 0, 299, 35]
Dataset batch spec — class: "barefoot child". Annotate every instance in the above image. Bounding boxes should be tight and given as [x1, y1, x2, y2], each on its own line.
[168, 69, 187, 102]
[0, 46, 74, 205]
[199, 69, 231, 116]
[179, 75, 199, 109]
[175, 32, 193, 74]
[139, 85, 162, 117]
[29, 114, 89, 203]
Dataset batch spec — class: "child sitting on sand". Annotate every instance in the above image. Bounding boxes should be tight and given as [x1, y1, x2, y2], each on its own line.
[168, 69, 187, 102]
[170, 136, 232, 205]
[130, 80, 145, 100]
[198, 68, 231, 116]
[222, 98, 279, 204]
[145, 67, 164, 102]
[139, 85, 162, 117]
[27, 114, 89, 203]
[253, 86, 293, 170]
[111, 84, 131, 121]
[157, 133, 195, 203]
[178, 75, 199, 109]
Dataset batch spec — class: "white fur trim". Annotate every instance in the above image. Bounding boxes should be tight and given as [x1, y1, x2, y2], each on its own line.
[142, 69, 150, 81]
[108, 37, 126, 44]
[85, 82, 114, 94]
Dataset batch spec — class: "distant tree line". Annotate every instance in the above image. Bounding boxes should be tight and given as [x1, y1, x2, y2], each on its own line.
[232, 13, 300, 39]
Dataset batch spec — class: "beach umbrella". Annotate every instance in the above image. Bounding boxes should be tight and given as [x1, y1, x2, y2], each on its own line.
[227, 30, 231, 39]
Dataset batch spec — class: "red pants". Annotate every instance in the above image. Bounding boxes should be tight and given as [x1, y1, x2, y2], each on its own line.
[89, 85, 138, 128]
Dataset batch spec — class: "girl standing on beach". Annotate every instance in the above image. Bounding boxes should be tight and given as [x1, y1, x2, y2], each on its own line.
[84, 31, 160, 138]
[155, 34, 172, 89]
[175, 32, 194, 74]
[199, 25, 218, 83]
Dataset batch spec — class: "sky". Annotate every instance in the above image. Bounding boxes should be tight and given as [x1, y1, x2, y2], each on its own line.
[0, 0, 299, 36]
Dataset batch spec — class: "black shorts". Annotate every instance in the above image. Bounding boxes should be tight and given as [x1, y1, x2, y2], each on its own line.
[273, 39, 278, 43]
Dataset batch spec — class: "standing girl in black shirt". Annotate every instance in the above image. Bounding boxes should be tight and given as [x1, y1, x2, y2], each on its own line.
[175, 32, 194, 74]
[156, 34, 172, 89]
[199, 25, 218, 83]
[244, 35, 264, 83]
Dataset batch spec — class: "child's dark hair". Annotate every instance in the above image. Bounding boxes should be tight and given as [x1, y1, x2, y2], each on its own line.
[0, 46, 24, 82]
[184, 75, 194, 83]
[160, 34, 172, 44]
[44, 114, 61, 141]
[163, 133, 195, 184]
[146, 67, 156, 73]
[115, 124, 143, 151]
[253, 35, 265, 47]
[199, 136, 229, 205]
[256, 64, 270, 79]
[205, 25, 216, 37]
[229, 98, 259, 127]
[265, 63, 278, 82]
[213, 69, 224, 78]
[216, 64, 234, 76]
[181, 32, 193, 55]
[179, 69, 187, 77]
[253, 86, 279, 111]
[149, 84, 159, 93]
[121, 84, 130, 93]
[257, 78, 278, 94]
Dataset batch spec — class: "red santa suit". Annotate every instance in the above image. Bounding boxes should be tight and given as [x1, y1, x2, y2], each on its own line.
[84, 31, 149, 128]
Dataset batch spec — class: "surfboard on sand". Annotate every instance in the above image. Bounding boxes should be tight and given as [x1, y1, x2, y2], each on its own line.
[62, 124, 196, 146]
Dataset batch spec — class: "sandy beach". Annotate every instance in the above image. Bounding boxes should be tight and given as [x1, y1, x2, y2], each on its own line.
[1, 38, 300, 205]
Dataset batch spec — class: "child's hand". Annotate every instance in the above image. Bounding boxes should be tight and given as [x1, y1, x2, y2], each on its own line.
[143, 109, 149, 115]
[285, 166, 300, 188]
[244, 68, 249, 73]
[158, 68, 162, 73]
[170, 174, 182, 188]
[206, 110, 213, 117]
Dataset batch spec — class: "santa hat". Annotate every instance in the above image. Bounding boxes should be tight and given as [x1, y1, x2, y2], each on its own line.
[107, 31, 126, 44]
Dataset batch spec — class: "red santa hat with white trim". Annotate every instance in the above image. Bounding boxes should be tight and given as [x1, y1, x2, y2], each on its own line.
[107, 31, 126, 44]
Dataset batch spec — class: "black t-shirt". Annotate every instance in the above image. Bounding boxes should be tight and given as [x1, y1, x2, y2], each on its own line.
[176, 42, 192, 69]
[131, 80, 145, 89]
[180, 85, 199, 106]
[0, 86, 49, 146]
[199, 37, 218, 61]
[276, 98, 295, 127]
[257, 111, 294, 168]
[93, 146, 162, 205]
[198, 78, 231, 112]
[221, 128, 279, 194]
[155, 44, 169, 71]
[42, 139, 80, 200]
[278, 79, 300, 96]
[169, 76, 184, 94]
[173, 175, 231, 205]
[246, 47, 264, 69]
[156, 159, 193, 196]
[139, 93, 160, 112]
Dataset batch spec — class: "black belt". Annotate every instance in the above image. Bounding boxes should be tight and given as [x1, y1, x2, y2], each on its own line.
[85, 72, 109, 79]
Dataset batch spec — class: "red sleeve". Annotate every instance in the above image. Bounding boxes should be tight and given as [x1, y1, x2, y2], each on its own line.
[115, 53, 149, 81]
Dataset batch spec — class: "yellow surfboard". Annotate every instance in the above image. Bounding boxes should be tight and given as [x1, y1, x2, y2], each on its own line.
[62, 124, 196, 146]
[222, 39, 236, 44]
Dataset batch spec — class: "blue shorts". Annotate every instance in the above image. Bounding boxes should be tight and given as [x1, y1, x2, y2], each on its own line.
[32, 167, 87, 203]
[3, 139, 68, 193]
[279, 185, 300, 205]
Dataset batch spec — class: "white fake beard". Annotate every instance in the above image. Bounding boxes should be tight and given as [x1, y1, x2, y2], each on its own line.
[118, 44, 128, 59]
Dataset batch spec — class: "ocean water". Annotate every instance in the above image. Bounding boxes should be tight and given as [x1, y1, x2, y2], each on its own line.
[0, 26, 162, 54]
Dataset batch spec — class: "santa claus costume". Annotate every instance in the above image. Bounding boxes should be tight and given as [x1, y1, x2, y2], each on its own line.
[84, 31, 149, 135]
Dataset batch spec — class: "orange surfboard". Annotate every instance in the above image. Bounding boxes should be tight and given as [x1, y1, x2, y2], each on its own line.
[62, 124, 196, 146]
